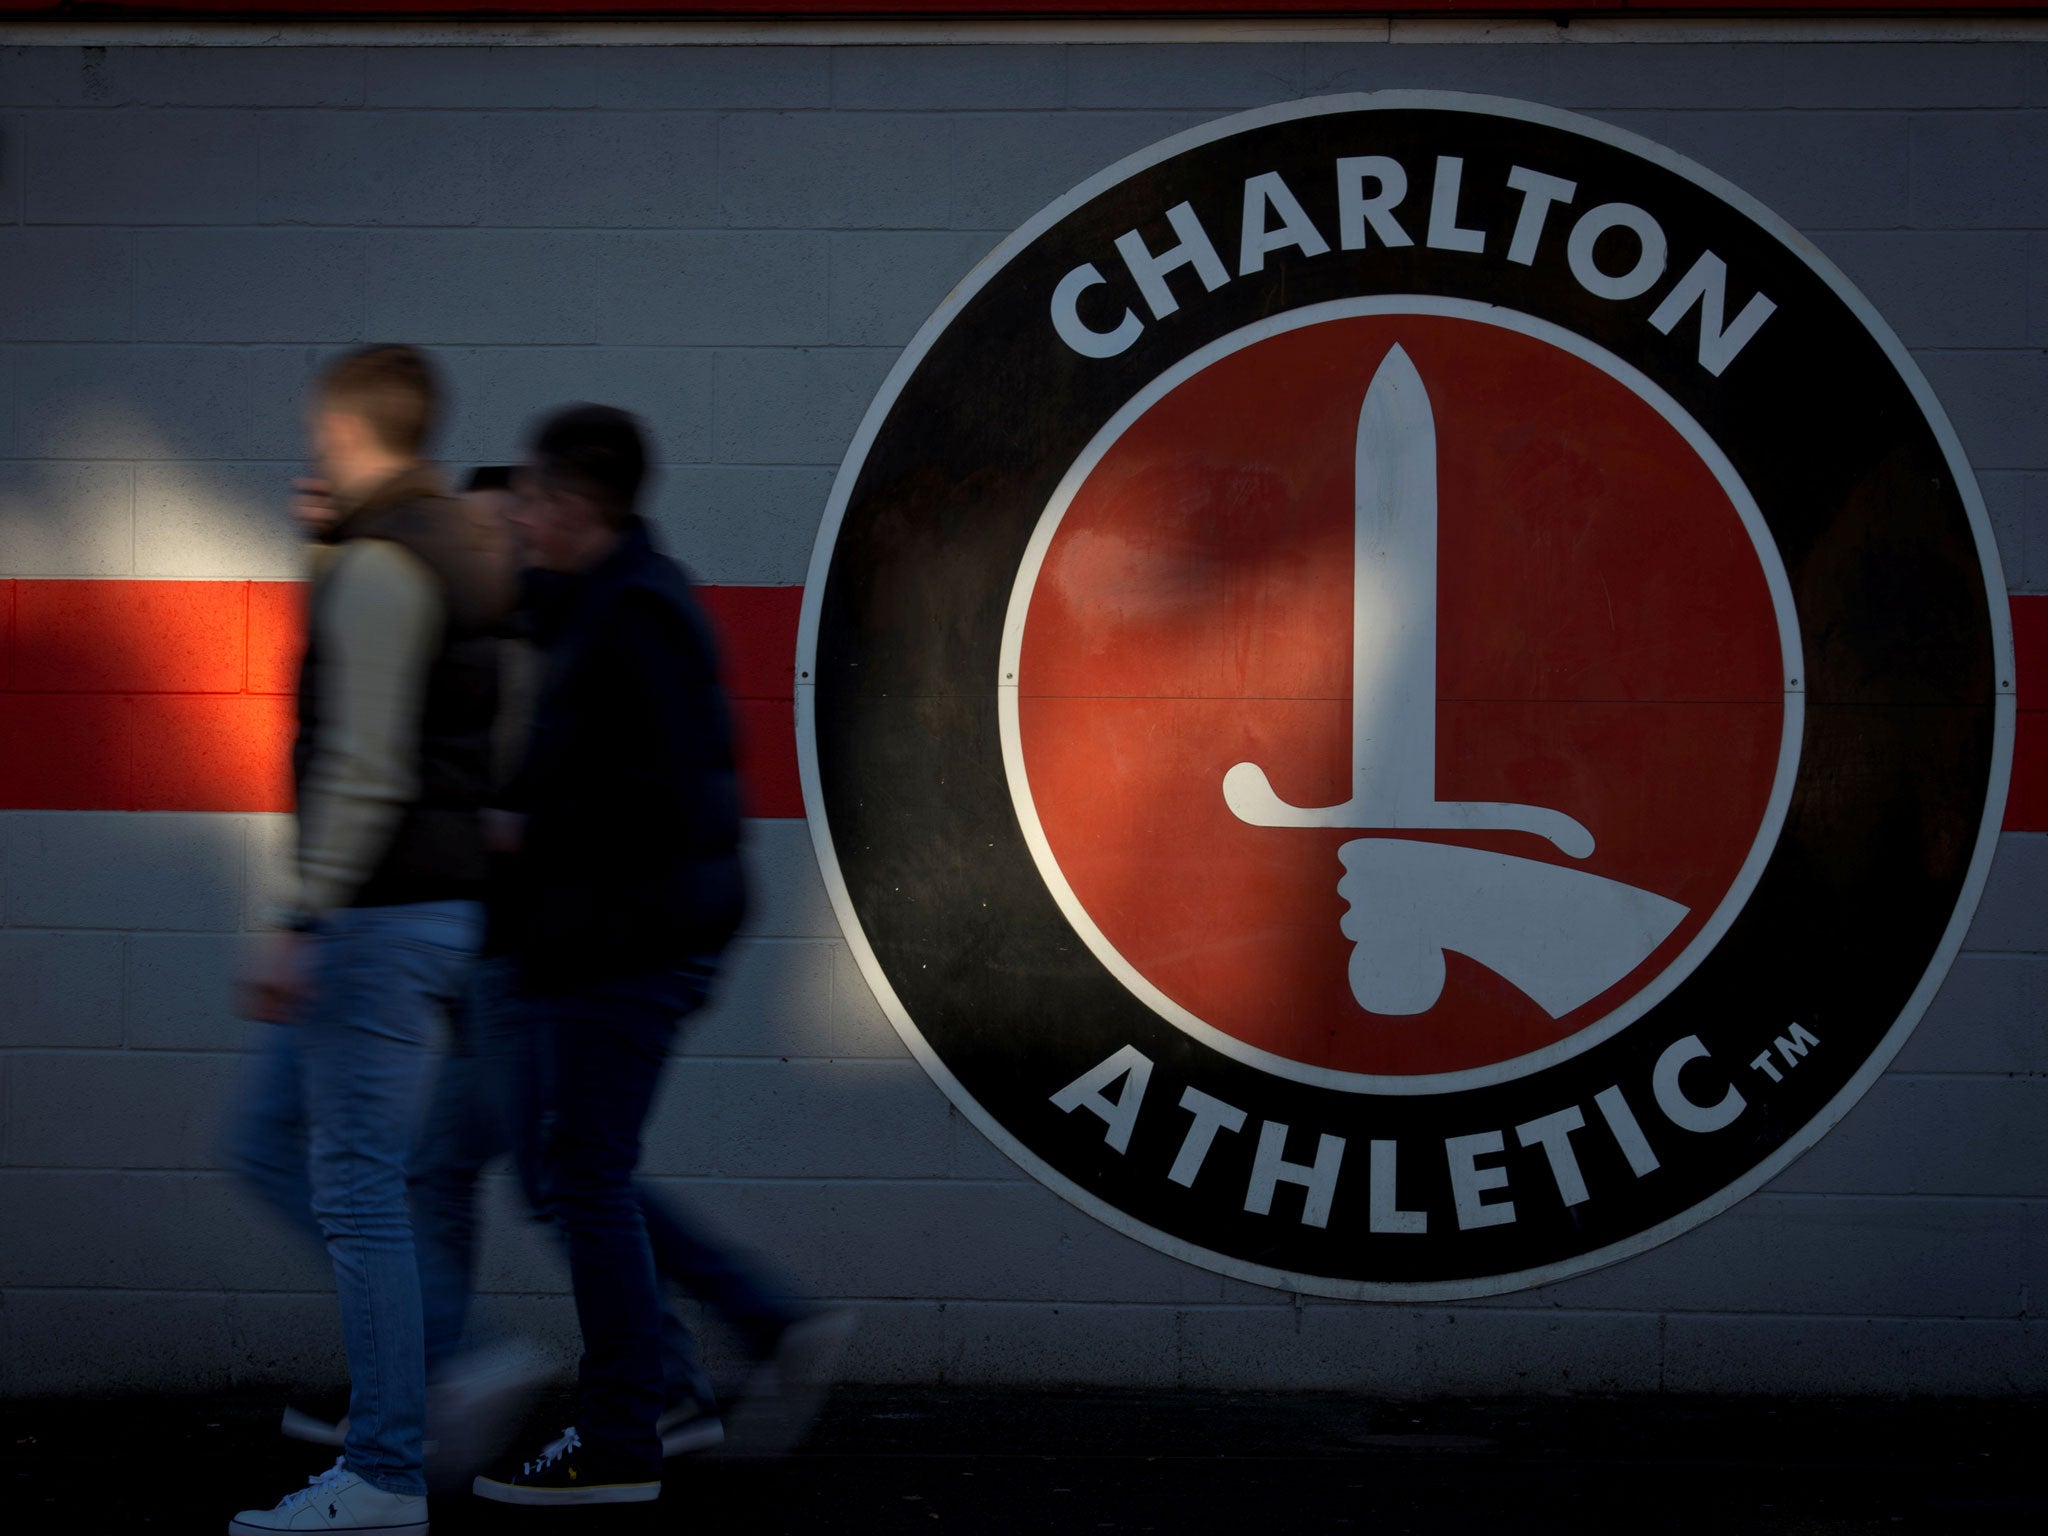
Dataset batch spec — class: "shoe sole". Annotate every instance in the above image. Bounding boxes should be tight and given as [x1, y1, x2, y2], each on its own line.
[727, 1309, 859, 1455]
[426, 1343, 553, 1491]
[660, 1416, 726, 1457]
[230, 1520, 425, 1535]
[471, 1475, 658, 1507]
[278, 1406, 349, 1447]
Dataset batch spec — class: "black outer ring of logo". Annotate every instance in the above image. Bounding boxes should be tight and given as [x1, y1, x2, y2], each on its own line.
[795, 94, 2014, 1299]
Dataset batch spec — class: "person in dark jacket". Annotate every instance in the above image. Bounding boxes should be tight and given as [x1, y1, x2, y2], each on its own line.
[229, 345, 510, 1536]
[473, 406, 850, 1509]
[406, 467, 736, 1485]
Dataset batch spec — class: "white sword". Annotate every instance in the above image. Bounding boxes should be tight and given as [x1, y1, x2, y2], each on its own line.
[1221, 345, 1688, 1017]
[1222, 343, 1595, 857]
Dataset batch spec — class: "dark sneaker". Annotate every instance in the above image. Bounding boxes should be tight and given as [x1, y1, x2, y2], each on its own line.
[472, 1426, 659, 1507]
[278, 1400, 349, 1449]
[726, 1308, 858, 1454]
[656, 1397, 726, 1458]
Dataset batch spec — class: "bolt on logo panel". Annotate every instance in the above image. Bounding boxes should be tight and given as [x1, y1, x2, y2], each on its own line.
[797, 94, 2013, 1299]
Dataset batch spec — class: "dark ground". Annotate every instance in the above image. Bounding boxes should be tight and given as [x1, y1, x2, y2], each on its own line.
[6, 1386, 2045, 1535]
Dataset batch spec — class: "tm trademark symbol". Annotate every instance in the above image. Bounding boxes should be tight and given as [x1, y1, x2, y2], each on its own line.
[1750, 1023, 1821, 1085]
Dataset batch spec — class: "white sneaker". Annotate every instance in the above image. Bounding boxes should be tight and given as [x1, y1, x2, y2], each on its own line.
[228, 1457, 428, 1535]
[425, 1338, 550, 1491]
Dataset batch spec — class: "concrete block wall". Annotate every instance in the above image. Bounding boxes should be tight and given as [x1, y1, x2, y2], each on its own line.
[2, 26, 2044, 1397]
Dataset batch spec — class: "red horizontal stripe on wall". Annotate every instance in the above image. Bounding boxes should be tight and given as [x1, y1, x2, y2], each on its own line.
[0, 579, 806, 819]
[4, 580, 2045, 829]
[13, 579, 250, 695]
[2, 1, 2039, 14]
[2012, 591, 2048, 714]
[2008, 594, 2048, 832]
[697, 584, 806, 705]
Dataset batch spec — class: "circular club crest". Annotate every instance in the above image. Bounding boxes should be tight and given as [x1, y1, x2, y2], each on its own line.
[797, 94, 2013, 1299]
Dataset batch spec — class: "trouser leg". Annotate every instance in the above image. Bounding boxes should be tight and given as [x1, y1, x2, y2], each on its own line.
[638, 1183, 809, 1365]
[532, 983, 678, 1474]
[303, 902, 480, 1497]
[409, 957, 522, 1372]
[227, 1022, 322, 1249]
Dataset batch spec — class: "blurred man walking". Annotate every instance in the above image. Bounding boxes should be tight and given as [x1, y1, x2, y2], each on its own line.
[473, 406, 846, 1509]
[229, 346, 509, 1536]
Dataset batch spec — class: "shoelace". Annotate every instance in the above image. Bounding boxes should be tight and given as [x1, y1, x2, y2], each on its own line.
[523, 1426, 582, 1477]
[276, 1456, 350, 1511]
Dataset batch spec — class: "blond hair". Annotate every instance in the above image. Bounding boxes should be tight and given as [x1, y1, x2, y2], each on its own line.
[319, 344, 442, 457]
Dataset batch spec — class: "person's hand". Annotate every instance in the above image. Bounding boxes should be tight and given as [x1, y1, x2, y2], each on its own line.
[483, 808, 528, 855]
[238, 929, 314, 1023]
[292, 477, 336, 537]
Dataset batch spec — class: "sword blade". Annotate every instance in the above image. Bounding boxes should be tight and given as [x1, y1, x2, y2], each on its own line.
[1351, 343, 1439, 816]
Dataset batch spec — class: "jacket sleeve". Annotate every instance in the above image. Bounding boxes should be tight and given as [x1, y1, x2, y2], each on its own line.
[292, 539, 443, 917]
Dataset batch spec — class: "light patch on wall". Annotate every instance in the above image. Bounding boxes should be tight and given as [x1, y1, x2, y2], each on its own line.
[0, 457, 136, 578]
[133, 460, 307, 581]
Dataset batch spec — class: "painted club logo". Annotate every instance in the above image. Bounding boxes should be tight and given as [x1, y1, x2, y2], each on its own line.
[798, 95, 2013, 1298]
[1004, 307, 1798, 1091]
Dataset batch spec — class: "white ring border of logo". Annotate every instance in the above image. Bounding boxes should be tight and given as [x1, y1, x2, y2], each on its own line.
[795, 92, 2017, 1300]
[994, 296, 1806, 1096]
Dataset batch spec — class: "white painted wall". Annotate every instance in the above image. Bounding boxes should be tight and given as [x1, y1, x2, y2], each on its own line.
[1, 27, 2043, 1395]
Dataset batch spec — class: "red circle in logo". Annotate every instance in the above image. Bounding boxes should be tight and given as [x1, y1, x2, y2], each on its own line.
[1011, 311, 1792, 1081]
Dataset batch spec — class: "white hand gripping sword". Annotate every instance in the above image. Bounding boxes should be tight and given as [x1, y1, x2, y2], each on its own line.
[1222, 345, 1687, 1018]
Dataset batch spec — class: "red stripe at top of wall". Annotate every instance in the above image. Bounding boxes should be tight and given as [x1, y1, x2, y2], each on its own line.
[1, 2, 2042, 14]
[2, 579, 2043, 829]
[0, 579, 806, 818]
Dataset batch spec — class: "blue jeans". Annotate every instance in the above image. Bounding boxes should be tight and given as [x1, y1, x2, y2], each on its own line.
[525, 964, 805, 1473]
[229, 901, 483, 1498]
[409, 957, 540, 1375]
[409, 960, 804, 1415]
